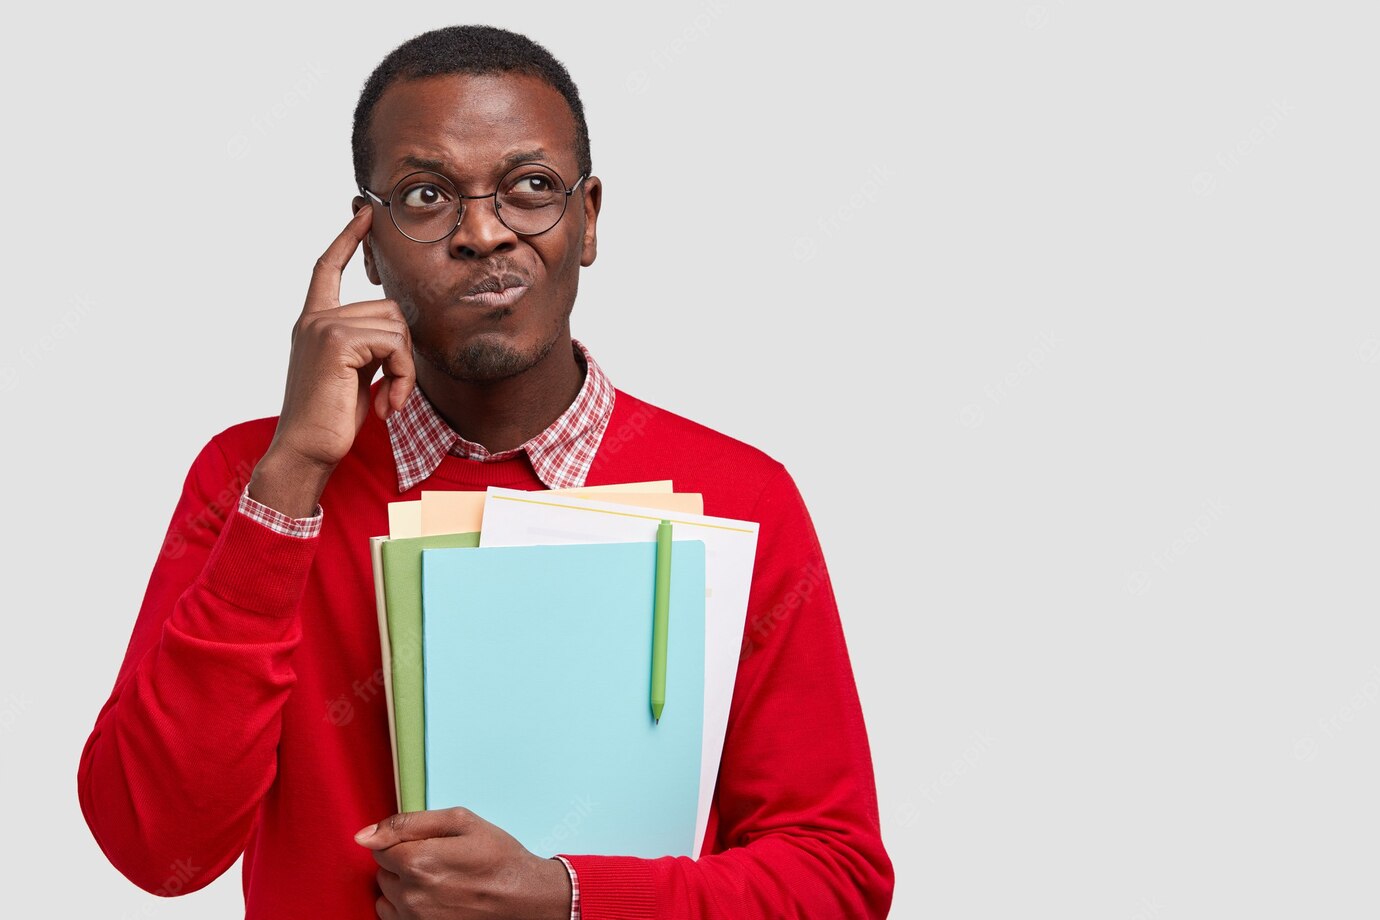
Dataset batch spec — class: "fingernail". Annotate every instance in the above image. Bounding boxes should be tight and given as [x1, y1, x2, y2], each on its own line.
[354, 823, 378, 840]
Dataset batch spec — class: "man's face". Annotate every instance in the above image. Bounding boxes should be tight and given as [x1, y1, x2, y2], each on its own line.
[354, 72, 600, 383]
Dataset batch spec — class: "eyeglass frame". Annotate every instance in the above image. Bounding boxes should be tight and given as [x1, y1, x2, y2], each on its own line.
[358, 163, 590, 242]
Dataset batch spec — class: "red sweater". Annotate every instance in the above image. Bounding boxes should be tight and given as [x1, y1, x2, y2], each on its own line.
[77, 385, 894, 918]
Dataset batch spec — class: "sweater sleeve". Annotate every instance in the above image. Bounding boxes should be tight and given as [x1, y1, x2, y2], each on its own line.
[560, 464, 895, 918]
[76, 437, 320, 894]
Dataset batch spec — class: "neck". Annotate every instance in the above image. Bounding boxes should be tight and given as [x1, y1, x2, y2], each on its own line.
[412, 333, 585, 454]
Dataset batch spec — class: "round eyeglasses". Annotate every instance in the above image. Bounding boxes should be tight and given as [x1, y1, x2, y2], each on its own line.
[359, 163, 588, 242]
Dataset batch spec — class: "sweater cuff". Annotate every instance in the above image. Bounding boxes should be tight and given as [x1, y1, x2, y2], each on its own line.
[557, 855, 655, 920]
[196, 499, 319, 617]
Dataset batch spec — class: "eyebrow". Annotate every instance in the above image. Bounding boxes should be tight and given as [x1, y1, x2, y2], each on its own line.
[387, 148, 553, 186]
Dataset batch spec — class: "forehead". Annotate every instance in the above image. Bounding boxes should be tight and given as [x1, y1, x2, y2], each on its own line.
[368, 72, 579, 183]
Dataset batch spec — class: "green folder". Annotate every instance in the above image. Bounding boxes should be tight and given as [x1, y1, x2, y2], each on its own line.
[379, 532, 480, 812]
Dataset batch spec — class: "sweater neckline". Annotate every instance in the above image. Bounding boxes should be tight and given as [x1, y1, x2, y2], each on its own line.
[413, 451, 546, 491]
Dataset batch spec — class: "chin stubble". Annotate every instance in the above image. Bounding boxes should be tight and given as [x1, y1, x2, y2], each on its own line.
[421, 331, 558, 384]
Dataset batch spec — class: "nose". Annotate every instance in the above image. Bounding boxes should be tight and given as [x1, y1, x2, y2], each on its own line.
[447, 193, 518, 260]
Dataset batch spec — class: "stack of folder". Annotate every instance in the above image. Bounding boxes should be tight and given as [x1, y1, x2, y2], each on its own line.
[369, 482, 760, 858]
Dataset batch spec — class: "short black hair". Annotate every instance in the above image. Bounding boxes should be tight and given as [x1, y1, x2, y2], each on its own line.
[351, 25, 592, 190]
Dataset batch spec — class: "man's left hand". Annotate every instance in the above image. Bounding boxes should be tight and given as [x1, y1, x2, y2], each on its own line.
[354, 806, 572, 920]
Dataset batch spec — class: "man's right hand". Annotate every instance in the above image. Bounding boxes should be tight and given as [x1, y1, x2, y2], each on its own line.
[249, 206, 417, 518]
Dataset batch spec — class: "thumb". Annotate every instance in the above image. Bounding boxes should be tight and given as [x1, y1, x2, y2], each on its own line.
[354, 807, 476, 849]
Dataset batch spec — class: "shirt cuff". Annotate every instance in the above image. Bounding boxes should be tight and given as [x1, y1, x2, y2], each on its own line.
[236, 483, 323, 539]
[555, 856, 581, 920]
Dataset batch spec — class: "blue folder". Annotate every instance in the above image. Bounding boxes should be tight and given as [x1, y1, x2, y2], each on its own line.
[421, 540, 706, 857]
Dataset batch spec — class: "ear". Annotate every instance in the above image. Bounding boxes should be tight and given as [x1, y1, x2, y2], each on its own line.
[352, 196, 383, 286]
[578, 176, 601, 268]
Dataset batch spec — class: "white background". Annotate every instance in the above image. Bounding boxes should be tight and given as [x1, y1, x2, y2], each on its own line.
[2, 2, 1377, 917]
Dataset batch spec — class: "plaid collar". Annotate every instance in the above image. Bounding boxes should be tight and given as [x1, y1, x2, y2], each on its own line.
[385, 338, 615, 493]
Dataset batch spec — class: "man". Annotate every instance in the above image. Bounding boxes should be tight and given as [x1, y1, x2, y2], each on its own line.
[78, 25, 893, 919]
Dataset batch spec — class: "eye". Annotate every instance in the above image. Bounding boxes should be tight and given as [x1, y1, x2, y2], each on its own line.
[400, 183, 450, 208]
[512, 173, 554, 194]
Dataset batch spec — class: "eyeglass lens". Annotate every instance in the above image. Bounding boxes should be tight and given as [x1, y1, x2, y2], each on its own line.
[387, 165, 571, 241]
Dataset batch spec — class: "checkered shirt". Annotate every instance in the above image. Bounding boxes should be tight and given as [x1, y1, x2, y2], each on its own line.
[237, 338, 615, 539]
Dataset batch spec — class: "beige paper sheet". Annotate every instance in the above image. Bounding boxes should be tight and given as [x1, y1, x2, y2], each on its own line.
[412, 480, 679, 537]
[388, 501, 423, 540]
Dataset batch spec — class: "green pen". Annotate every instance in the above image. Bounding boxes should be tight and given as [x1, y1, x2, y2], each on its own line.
[651, 519, 672, 724]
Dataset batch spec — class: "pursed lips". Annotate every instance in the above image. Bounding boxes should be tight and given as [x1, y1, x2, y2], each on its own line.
[458, 272, 530, 308]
